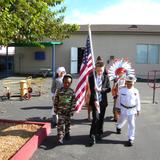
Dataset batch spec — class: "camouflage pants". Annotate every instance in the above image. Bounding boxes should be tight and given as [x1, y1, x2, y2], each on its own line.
[57, 114, 71, 140]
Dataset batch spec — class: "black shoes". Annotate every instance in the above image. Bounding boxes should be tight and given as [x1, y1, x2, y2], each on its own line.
[113, 119, 117, 122]
[116, 127, 121, 134]
[127, 139, 134, 146]
[57, 133, 71, 145]
[89, 135, 96, 146]
[65, 133, 71, 140]
[96, 134, 102, 141]
[57, 139, 63, 145]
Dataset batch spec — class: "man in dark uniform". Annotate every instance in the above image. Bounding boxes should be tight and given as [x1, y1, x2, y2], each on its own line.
[88, 61, 111, 146]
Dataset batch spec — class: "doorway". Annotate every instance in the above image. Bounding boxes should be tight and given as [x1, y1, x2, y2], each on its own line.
[70, 47, 85, 74]
[0, 56, 14, 77]
[78, 47, 85, 73]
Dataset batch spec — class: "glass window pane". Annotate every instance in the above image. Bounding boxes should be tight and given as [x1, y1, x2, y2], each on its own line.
[136, 45, 148, 64]
[148, 45, 159, 64]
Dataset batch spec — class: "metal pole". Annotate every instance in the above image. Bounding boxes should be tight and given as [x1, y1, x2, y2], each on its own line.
[6, 46, 8, 77]
[88, 25, 97, 88]
[152, 70, 156, 104]
[52, 44, 55, 79]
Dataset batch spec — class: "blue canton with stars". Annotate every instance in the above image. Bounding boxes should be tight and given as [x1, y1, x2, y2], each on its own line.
[83, 35, 91, 65]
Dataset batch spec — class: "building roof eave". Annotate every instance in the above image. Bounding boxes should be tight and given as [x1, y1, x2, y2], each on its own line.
[8, 41, 63, 47]
[78, 24, 160, 34]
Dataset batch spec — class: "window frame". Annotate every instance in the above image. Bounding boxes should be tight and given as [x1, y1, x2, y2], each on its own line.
[136, 44, 160, 64]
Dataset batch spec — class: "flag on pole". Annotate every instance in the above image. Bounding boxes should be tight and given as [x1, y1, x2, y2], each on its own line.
[75, 35, 94, 112]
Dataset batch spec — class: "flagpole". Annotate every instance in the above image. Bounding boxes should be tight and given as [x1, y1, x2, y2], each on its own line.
[88, 25, 95, 68]
[88, 24, 97, 87]
[88, 24, 100, 113]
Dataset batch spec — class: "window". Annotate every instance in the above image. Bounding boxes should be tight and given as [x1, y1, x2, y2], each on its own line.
[148, 45, 159, 64]
[35, 51, 45, 60]
[136, 44, 159, 64]
[136, 45, 147, 64]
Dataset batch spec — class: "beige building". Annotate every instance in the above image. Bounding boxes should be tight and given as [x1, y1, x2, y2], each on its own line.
[13, 24, 160, 79]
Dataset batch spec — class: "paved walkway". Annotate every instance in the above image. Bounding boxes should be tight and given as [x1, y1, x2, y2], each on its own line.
[0, 77, 160, 160]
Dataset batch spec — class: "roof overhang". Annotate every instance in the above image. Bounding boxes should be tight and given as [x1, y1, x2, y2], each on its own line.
[8, 41, 63, 47]
[76, 24, 160, 35]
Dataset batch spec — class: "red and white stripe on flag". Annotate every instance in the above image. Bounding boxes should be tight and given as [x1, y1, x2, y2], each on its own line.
[75, 36, 93, 112]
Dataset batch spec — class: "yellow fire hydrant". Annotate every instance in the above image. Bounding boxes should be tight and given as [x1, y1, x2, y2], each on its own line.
[20, 80, 28, 99]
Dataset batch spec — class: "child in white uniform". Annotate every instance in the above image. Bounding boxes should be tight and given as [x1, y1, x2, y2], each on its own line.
[116, 75, 141, 146]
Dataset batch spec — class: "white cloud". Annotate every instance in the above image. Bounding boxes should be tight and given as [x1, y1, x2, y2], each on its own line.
[64, 0, 160, 25]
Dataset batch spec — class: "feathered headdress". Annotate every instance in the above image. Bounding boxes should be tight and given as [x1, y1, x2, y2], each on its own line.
[108, 58, 135, 81]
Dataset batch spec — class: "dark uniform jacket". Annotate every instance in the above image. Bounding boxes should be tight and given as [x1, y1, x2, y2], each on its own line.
[89, 72, 111, 107]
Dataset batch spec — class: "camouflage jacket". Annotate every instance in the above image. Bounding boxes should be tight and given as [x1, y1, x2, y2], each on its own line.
[54, 87, 76, 116]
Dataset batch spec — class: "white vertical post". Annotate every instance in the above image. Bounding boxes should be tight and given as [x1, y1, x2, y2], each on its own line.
[88, 25, 100, 113]
[88, 25, 98, 89]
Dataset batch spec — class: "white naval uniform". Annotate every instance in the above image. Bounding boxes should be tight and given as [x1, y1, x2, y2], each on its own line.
[116, 86, 141, 141]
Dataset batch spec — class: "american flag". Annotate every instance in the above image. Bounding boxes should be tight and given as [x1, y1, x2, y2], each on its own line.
[75, 35, 94, 112]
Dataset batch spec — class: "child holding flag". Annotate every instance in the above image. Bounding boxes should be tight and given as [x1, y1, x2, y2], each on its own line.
[88, 61, 111, 146]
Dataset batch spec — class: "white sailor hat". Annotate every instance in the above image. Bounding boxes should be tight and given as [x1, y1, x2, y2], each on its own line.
[56, 67, 66, 74]
[125, 75, 137, 83]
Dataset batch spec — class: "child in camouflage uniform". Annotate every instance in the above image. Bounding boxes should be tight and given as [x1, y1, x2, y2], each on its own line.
[54, 74, 76, 145]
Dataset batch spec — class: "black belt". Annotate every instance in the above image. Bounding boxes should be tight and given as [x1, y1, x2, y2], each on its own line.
[120, 103, 136, 109]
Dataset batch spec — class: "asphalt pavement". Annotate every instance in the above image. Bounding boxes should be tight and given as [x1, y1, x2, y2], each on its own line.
[0, 77, 160, 160]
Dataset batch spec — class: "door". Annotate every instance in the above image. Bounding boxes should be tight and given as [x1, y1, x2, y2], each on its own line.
[0, 56, 14, 77]
[78, 48, 85, 72]
[70, 47, 78, 74]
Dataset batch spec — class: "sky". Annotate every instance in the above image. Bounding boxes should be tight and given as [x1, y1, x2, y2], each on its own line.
[63, 0, 160, 25]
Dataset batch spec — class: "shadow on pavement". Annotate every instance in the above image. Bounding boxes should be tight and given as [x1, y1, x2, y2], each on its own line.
[102, 130, 116, 137]
[21, 106, 52, 110]
[96, 139, 127, 146]
[71, 118, 91, 126]
[104, 116, 115, 122]
[39, 134, 89, 150]
[39, 130, 126, 150]
[72, 116, 115, 125]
